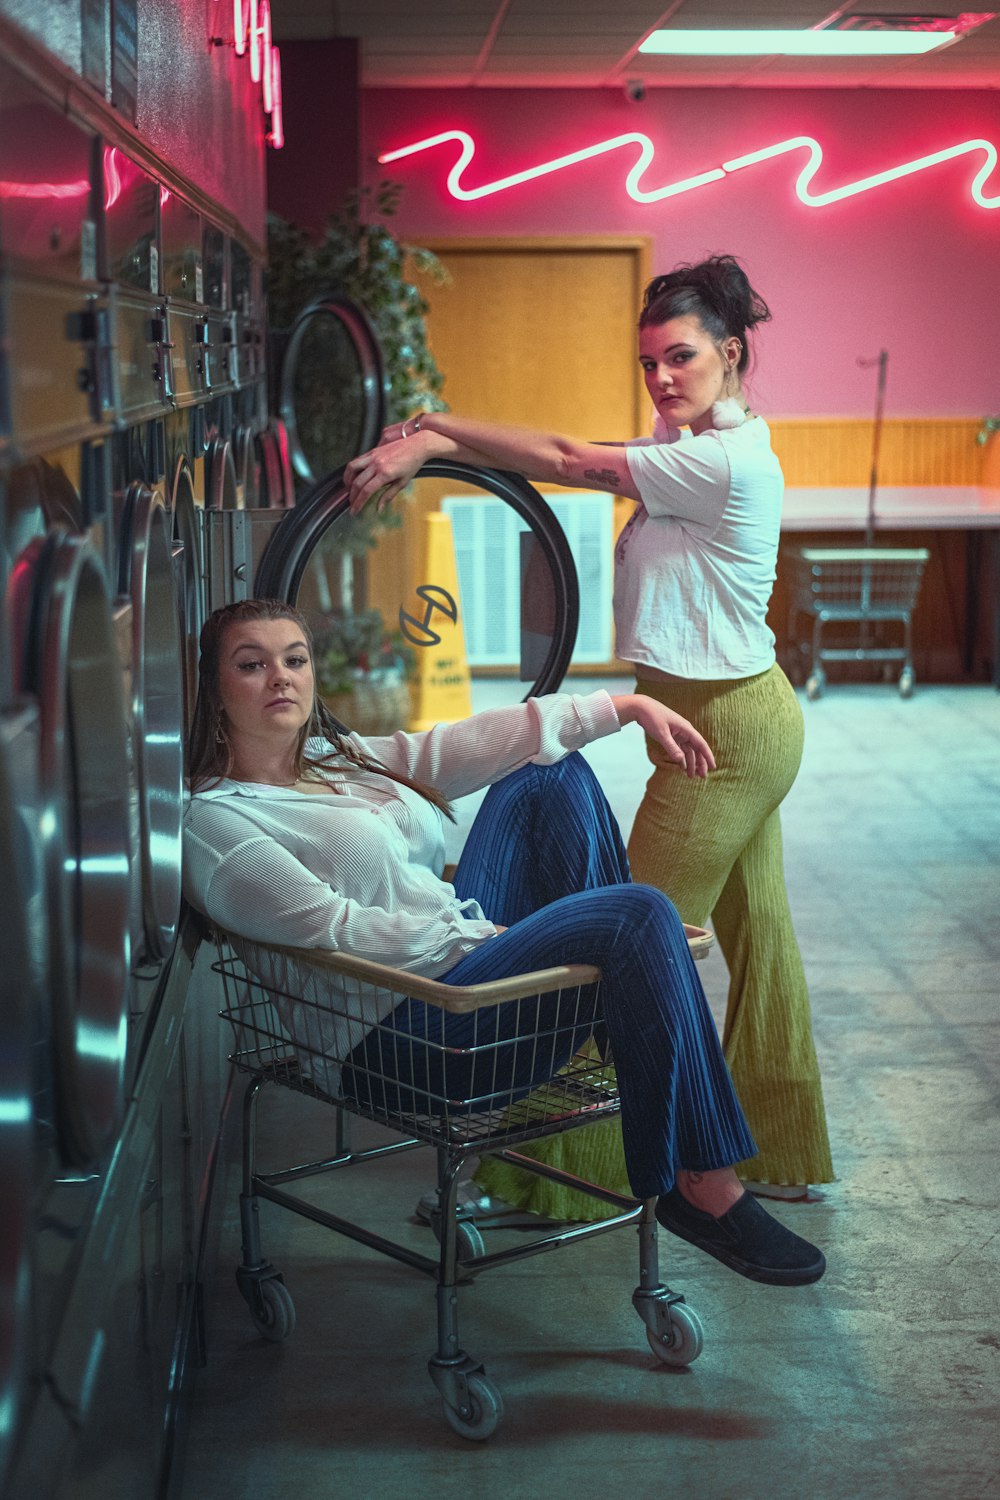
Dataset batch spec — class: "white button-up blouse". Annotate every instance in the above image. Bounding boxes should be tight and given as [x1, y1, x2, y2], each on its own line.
[183, 689, 621, 977]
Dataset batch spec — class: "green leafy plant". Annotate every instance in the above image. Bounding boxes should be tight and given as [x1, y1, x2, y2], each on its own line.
[312, 609, 415, 697]
[976, 416, 1000, 445]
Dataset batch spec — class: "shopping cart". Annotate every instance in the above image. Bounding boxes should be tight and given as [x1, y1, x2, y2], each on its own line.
[788, 348, 929, 700]
[213, 923, 714, 1440]
[789, 546, 930, 700]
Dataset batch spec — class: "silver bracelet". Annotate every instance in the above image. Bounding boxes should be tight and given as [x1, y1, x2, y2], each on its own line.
[401, 413, 424, 439]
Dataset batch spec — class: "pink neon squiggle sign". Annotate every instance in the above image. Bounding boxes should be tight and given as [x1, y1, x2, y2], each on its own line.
[379, 129, 1000, 209]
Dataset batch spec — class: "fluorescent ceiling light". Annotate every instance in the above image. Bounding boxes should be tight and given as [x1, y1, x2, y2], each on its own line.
[639, 29, 956, 56]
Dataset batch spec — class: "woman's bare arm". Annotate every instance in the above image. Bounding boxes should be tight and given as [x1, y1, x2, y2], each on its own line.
[344, 411, 642, 514]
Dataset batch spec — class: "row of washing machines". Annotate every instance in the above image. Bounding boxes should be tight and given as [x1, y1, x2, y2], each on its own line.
[0, 58, 294, 1499]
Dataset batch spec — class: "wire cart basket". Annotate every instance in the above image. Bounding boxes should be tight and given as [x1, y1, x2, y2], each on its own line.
[213, 923, 714, 1440]
[788, 349, 929, 700]
[789, 546, 930, 700]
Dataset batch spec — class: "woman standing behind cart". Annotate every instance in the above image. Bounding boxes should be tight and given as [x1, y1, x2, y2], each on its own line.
[344, 254, 834, 1215]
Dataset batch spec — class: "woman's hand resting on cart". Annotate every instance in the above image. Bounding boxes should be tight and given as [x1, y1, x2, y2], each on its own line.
[610, 696, 715, 779]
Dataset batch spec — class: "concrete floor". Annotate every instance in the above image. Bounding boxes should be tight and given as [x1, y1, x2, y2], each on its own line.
[182, 683, 1000, 1500]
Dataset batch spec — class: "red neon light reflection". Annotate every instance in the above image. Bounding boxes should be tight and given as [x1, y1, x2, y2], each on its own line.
[0, 178, 89, 199]
[103, 146, 124, 211]
[379, 129, 1000, 209]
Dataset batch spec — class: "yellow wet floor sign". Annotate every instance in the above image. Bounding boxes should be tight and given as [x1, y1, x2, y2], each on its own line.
[400, 511, 473, 731]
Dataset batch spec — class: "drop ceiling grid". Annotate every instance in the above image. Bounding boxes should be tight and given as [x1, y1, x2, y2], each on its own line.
[270, 1, 1000, 88]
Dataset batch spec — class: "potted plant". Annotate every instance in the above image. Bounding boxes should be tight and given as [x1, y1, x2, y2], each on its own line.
[312, 608, 416, 736]
[977, 416, 1000, 488]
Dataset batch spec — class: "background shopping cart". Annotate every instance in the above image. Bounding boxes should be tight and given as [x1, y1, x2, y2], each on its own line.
[786, 350, 929, 699]
[789, 545, 930, 700]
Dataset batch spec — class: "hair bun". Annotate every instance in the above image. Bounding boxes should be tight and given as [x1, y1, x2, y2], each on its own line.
[689, 255, 771, 330]
[639, 255, 770, 372]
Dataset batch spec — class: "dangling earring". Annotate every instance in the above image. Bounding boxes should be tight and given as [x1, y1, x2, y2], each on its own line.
[215, 712, 226, 746]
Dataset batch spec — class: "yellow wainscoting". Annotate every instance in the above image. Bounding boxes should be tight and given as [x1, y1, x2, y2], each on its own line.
[767, 418, 984, 487]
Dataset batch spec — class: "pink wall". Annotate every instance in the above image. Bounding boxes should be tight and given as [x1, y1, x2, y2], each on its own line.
[362, 88, 1000, 420]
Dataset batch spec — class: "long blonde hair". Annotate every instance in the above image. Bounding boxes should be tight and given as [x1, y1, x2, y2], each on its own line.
[187, 598, 454, 819]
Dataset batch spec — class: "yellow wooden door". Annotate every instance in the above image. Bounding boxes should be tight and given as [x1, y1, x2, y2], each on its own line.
[417, 237, 651, 437]
[365, 237, 651, 675]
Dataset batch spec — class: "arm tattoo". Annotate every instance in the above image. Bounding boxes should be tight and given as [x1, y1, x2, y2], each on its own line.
[582, 466, 623, 489]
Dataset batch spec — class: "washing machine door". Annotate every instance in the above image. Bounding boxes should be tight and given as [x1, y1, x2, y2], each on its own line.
[0, 700, 43, 1491]
[253, 460, 580, 713]
[254, 420, 294, 509]
[9, 533, 132, 1166]
[116, 484, 184, 961]
[168, 455, 203, 725]
[278, 295, 388, 490]
[205, 435, 240, 509]
[232, 425, 260, 508]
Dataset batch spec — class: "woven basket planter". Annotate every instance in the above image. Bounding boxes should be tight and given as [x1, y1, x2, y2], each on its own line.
[321, 672, 412, 737]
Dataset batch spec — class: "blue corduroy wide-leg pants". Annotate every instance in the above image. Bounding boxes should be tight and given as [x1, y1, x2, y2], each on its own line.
[350, 753, 755, 1199]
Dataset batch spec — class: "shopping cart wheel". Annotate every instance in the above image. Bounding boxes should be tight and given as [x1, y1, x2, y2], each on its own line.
[898, 667, 915, 699]
[429, 1209, 487, 1263]
[237, 1268, 297, 1342]
[805, 669, 825, 702]
[442, 1373, 504, 1440]
[645, 1302, 704, 1367]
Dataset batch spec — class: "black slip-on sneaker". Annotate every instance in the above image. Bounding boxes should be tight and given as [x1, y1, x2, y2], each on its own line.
[656, 1185, 826, 1286]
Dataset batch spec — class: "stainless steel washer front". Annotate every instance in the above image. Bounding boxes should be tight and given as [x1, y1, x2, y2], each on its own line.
[9, 532, 132, 1166]
[205, 434, 240, 509]
[168, 453, 204, 727]
[116, 484, 184, 963]
[0, 697, 44, 1494]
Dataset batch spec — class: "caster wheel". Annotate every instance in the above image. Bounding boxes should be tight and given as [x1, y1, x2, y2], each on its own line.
[249, 1277, 296, 1342]
[898, 668, 915, 699]
[455, 1218, 486, 1260]
[805, 671, 825, 702]
[430, 1210, 486, 1262]
[443, 1373, 504, 1440]
[646, 1301, 704, 1367]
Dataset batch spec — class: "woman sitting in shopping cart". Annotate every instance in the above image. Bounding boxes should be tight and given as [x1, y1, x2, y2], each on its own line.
[182, 598, 825, 1288]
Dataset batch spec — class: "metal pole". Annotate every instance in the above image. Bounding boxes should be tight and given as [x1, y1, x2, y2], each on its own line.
[858, 349, 889, 551]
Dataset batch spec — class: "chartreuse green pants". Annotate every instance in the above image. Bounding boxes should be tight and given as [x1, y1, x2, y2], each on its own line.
[475, 664, 834, 1220]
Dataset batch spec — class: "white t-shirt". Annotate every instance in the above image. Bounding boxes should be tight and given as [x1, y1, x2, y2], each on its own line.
[616, 417, 783, 679]
[183, 691, 621, 1092]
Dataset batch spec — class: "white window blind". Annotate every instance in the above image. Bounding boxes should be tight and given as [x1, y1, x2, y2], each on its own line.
[440, 492, 613, 668]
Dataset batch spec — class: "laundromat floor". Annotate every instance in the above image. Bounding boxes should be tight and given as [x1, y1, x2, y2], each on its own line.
[182, 681, 1000, 1500]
